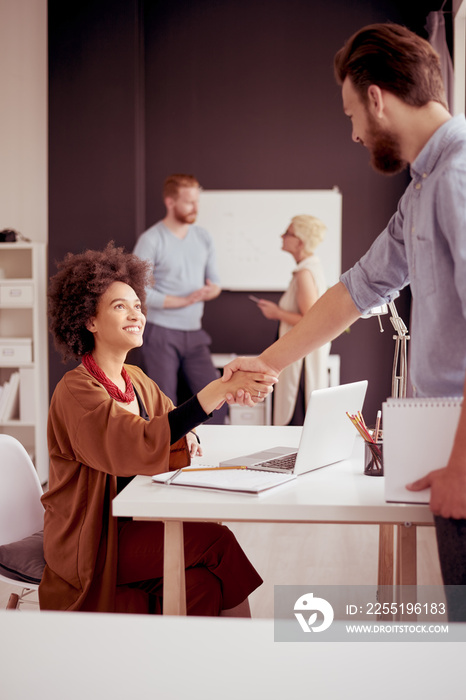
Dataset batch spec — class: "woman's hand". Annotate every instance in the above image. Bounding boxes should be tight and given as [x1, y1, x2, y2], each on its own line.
[257, 299, 281, 320]
[196, 371, 277, 415]
[186, 431, 203, 458]
[223, 370, 276, 404]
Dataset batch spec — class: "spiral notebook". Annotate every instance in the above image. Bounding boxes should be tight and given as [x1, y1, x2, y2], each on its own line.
[152, 467, 296, 494]
[383, 397, 463, 504]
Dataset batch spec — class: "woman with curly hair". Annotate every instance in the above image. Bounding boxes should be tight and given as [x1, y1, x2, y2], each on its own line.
[40, 242, 271, 615]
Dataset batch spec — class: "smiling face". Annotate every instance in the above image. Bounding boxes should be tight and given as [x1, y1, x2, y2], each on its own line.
[86, 281, 146, 355]
[342, 76, 406, 175]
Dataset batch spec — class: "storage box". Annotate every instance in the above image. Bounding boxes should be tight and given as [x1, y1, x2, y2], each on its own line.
[0, 338, 33, 365]
[0, 281, 34, 306]
[229, 403, 267, 426]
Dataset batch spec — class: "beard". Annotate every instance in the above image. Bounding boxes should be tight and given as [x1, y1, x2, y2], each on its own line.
[365, 115, 407, 175]
[173, 208, 197, 225]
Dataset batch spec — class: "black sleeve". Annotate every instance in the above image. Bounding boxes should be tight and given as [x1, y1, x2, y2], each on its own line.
[168, 395, 212, 444]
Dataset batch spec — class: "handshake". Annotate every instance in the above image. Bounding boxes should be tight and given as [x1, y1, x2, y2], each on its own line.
[221, 355, 279, 407]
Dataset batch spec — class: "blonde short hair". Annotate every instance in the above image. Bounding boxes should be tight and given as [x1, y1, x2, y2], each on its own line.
[291, 215, 326, 255]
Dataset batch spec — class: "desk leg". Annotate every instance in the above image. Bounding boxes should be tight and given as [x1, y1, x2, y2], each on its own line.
[378, 524, 395, 587]
[378, 524, 417, 620]
[377, 524, 417, 588]
[162, 520, 187, 615]
[377, 524, 395, 619]
[396, 524, 417, 620]
[396, 523, 417, 586]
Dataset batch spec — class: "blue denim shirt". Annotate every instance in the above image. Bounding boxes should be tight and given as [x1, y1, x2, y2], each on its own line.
[341, 115, 466, 398]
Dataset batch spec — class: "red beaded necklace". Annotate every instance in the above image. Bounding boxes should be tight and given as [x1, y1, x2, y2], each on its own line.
[82, 352, 135, 404]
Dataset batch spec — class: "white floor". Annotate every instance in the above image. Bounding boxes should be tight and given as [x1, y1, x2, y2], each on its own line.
[0, 521, 442, 616]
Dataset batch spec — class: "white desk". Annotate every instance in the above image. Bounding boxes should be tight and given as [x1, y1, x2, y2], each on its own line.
[2, 611, 464, 700]
[113, 426, 434, 615]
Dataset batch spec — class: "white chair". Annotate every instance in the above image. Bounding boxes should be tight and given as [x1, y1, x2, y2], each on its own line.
[0, 434, 45, 609]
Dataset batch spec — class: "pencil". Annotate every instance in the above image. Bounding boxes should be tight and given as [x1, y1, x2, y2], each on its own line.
[181, 466, 248, 472]
[374, 410, 382, 442]
[165, 468, 183, 484]
[346, 412, 382, 460]
[346, 412, 373, 442]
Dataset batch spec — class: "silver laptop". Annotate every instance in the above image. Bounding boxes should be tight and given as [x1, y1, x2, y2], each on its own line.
[220, 380, 368, 475]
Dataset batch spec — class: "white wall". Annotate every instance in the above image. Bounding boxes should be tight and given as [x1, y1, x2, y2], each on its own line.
[0, 0, 47, 243]
[197, 189, 342, 291]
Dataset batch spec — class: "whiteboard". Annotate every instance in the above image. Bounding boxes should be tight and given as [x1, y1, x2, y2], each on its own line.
[196, 189, 342, 291]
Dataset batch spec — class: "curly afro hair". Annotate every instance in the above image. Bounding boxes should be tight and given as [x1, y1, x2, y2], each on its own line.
[48, 242, 153, 362]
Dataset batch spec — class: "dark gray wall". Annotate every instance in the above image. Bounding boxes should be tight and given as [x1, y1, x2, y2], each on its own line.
[48, 0, 451, 419]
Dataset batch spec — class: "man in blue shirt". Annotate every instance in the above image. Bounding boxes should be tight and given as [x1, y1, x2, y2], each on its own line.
[223, 23, 466, 610]
[134, 173, 227, 423]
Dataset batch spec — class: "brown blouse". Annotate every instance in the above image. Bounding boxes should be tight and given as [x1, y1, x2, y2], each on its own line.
[39, 363, 190, 612]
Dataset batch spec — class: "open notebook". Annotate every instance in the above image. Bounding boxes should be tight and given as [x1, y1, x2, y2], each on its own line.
[152, 467, 295, 494]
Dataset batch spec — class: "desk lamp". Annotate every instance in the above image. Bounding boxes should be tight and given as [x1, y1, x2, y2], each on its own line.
[364, 301, 410, 398]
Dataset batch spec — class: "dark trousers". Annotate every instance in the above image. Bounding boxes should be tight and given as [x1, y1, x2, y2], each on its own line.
[287, 363, 306, 426]
[117, 520, 262, 615]
[435, 515, 466, 621]
[142, 323, 227, 424]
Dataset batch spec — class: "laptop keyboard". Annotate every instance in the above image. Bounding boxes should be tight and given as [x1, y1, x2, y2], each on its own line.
[250, 453, 297, 472]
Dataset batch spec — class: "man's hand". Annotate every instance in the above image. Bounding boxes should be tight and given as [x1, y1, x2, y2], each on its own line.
[407, 466, 466, 519]
[225, 372, 277, 407]
[187, 279, 221, 304]
[199, 278, 221, 301]
[221, 356, 279, 406]
[164, 280, 221, 308]
[222, 355, 279, 382]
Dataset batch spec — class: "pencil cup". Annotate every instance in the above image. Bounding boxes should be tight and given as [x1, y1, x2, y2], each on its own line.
[364, 440, 383, 476]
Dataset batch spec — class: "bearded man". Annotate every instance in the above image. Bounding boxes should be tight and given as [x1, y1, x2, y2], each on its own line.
[222, 23, 466, 617]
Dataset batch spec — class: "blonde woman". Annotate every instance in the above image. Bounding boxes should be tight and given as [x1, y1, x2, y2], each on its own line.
[256, 215, 330, 425]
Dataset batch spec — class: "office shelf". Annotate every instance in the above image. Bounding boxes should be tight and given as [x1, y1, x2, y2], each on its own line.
[0, 243, 49, 483]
